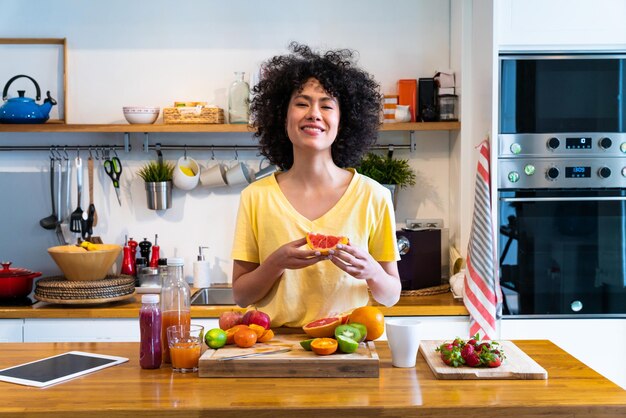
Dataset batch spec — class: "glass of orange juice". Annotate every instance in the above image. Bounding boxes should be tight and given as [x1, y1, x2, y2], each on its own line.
[167, 324, 204, 373]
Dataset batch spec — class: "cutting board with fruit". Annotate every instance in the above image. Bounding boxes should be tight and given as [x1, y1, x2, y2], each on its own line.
[420, 340, 548, 380]
[198, 333, 379, 378]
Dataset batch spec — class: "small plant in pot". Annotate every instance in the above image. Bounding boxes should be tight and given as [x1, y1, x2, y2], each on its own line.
[355, 152, 416, 207]
[137, 160, 175, 210]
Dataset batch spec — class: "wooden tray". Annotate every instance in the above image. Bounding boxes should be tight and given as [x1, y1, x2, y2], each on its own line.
[419, 340, 548, 380]
[199, 333, 379, 378]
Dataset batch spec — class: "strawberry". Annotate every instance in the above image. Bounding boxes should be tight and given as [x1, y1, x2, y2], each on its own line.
[464, 352, 482, 367]
[460, 343, 475, 360]
[436, 342, 464, 367]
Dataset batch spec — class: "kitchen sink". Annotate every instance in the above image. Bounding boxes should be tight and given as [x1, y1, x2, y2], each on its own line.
[190, 286, 235, 305]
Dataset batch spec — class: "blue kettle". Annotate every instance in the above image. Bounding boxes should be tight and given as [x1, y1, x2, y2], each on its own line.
[0, 75, 57, 124]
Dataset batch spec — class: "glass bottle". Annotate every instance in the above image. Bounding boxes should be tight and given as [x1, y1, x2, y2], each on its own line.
[139, 294, 162, 369]
[228, 71, 250, 124]
[160, 257, 191, 364]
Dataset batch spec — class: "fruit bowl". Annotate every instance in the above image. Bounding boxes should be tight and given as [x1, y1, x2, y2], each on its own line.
[123, 106, 160, 124]
[47, 244, 122, 281]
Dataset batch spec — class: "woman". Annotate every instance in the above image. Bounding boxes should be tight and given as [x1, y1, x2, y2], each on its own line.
[231, 43, 401, 327]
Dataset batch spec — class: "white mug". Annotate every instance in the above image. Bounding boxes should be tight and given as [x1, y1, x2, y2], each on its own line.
[199, 163, 227, 188]
[172, 156, 200, 191]
[225, 162, 252, 186]
[386, 318, 421, 368]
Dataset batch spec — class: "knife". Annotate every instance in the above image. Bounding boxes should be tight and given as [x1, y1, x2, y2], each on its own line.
[217, 347, 291, 361]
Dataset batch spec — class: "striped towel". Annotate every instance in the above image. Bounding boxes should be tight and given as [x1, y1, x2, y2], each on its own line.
[463, 139, 502, 340]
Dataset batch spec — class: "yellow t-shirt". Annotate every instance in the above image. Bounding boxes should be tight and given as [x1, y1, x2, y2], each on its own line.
[231, 168, 399, 327]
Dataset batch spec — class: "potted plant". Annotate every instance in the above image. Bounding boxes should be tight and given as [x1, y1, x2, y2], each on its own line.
[137, 160, 175, 210]
[355, 152, 416, 207]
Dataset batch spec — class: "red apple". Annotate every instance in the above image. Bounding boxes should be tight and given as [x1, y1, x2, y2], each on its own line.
[219, 311, 243, 331]
[242, 309, 271, 330]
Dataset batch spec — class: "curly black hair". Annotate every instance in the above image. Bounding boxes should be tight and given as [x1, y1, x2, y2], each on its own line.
[250, 42, 382, 170]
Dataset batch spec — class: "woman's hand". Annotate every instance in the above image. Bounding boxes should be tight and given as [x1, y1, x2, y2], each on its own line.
[327, 243, 401, 307]
[267, 237, 325, 270]
[232, 237, 325, 307]
[327, 243, 385, 280]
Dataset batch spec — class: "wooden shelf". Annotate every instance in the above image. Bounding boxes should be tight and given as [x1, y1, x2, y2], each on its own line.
[0, 121, 460, 133]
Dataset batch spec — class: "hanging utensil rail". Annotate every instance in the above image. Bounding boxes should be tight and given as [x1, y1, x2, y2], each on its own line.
[0, 143, 411, 153]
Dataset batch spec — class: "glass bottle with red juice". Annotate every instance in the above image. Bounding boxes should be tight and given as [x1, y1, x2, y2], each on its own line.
[139, 294, 162, 369]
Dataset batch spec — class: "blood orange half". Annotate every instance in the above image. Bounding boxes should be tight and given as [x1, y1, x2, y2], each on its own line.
[302, 317, 342, 338]
[306, 232, 349, 255]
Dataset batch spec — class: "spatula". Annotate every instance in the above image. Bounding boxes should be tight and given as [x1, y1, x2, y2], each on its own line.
[88, 156, 98, 227]
[69, 156, 83, 233]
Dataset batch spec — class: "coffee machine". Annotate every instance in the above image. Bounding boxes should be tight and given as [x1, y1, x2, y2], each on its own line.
[396, 220, 448, 290]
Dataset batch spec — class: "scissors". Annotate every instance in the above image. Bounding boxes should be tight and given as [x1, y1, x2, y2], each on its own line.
[104, 154, 123, 206]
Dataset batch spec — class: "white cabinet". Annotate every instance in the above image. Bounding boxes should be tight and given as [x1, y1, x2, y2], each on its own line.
[382, 316, 469, 340]
[22, 318, 219, 342]
[496, 0, 626, 51]
[501, 318, 626, 389]
[0, 319, 23, 342]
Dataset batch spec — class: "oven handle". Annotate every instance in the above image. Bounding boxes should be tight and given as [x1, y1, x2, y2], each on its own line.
[501, 196, 626, 202]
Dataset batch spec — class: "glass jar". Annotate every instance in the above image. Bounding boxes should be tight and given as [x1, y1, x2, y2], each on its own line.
[437, 94, 458, 121]
[228, 71, 250, 124]
[160, 257, 191, 364]
[139, 294, 162, 369]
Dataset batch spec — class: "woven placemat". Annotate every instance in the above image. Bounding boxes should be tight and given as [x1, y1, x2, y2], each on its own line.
[400, 283, 451, 297]
[36, 275, 135, 289]
[35, 284, 135, 299]
[34, 291, 135, 305]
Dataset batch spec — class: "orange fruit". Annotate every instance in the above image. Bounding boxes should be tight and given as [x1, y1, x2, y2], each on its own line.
[248, 324, 266, 338]
[226, 324, 250, 345]
[257, 329, 274, 343]
[234, 328, 257, 348]
[302, 317, 342, 338]
[306, 232, 349, 255]
[348, 306, 385, 341]
[310, 338, 338, 355]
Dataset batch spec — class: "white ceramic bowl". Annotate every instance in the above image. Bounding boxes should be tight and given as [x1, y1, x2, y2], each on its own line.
[123, 106, 160, 124]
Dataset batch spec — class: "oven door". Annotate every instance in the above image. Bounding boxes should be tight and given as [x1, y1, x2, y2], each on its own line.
[499, 189, 626, 317]
[499, 54, 626, 134]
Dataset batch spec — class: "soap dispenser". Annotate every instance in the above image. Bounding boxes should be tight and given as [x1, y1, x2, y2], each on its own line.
[193, 246, 210, 288]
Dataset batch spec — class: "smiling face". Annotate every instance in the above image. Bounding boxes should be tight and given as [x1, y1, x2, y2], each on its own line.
[285, 78, 340, 154]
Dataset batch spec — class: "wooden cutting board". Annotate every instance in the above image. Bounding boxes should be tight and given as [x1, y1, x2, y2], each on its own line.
[198, 333, 379, 378]
[419, 340, 548, 380]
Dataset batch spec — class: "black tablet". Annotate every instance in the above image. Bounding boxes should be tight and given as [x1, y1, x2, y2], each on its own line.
[0, 351, 128, 387]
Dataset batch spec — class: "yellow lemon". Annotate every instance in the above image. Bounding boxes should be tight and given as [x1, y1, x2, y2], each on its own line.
[180, 166, 195, 177]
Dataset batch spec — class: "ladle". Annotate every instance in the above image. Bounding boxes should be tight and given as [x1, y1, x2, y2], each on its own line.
[39, 157, 57, 230]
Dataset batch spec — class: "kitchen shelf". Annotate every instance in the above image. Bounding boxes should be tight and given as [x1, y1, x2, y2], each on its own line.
[0, 121, 460, 133]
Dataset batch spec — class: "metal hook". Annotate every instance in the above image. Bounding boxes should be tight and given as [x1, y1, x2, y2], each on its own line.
[234, 147, 239, 161]
[184, 145, 188, 160]
[49, 146, 55, 161]
[94, 147, 101, 160]
[63, 147, 69, 160]
[387, 145, 394, 159]
[89, 147, 93, 159]
[211, 146, 215, 160]
[112, 146, 119, 158]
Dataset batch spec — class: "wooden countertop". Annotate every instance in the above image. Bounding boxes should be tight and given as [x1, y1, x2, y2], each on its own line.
[0, 340, 624, 417]
[0, 292, 468, 319]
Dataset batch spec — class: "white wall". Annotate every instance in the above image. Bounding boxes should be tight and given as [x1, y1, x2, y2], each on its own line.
[0, 0, 459, 283]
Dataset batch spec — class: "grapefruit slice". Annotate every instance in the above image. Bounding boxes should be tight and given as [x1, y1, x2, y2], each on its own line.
[302, 317, 342, 338]
[306, 232, 349, 255]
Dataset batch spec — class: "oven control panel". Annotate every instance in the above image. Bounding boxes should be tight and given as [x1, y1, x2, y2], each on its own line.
[499, 158, 626, 189]
[499, 133, 626, 158]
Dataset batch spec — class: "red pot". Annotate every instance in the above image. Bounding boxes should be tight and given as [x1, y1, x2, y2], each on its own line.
[0, 262, 42, 298]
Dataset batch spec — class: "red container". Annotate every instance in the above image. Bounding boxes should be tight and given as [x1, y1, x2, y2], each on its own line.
[0, 262, 42, 298]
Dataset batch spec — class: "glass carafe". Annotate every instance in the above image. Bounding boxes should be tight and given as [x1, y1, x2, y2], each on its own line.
[228, 71, 250, 124]
[160, 257, 191, 364]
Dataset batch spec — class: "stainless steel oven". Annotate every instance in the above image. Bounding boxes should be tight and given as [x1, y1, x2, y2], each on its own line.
[498, 53, 626, 316]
